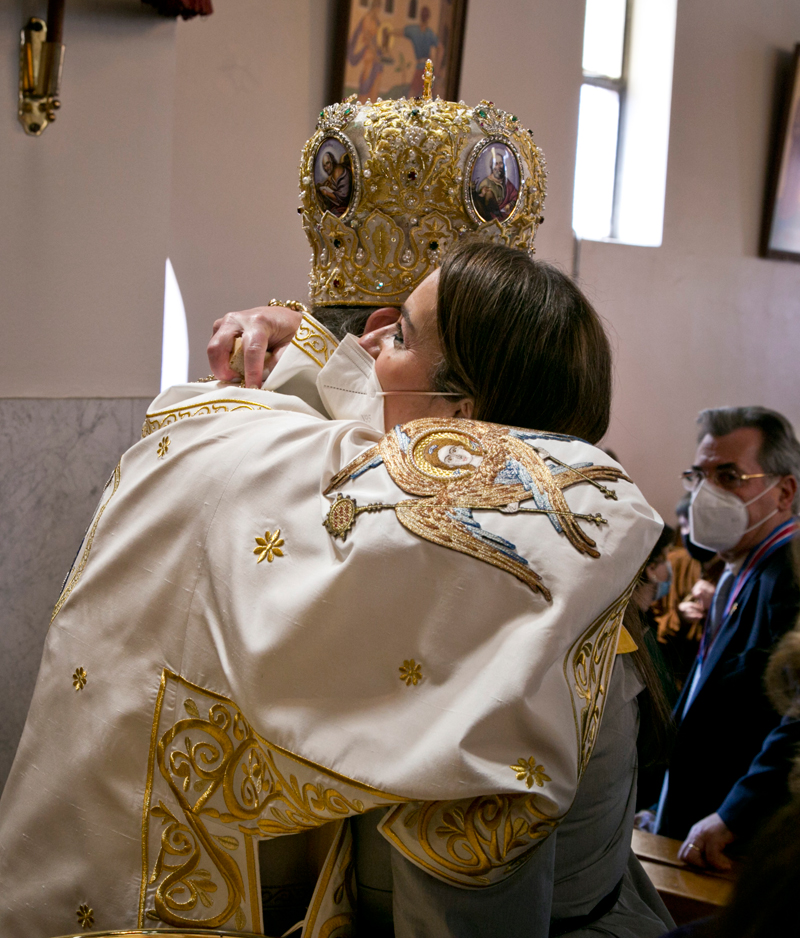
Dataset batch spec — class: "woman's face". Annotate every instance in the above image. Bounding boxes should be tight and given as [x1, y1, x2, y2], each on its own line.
[358, 270, 470, 430]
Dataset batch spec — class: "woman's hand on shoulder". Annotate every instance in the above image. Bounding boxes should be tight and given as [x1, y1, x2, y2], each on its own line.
[207, 305, 303, 388]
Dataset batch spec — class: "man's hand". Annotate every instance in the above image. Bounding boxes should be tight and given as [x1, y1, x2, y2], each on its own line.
[207, 306, 304, 389]
[678, 812, 736, 870]
[633, 809, 656, 833]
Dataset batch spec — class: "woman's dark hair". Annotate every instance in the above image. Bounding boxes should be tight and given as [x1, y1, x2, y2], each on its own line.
[435, 240, 613, 443]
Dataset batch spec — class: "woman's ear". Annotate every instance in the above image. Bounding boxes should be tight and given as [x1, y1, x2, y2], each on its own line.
[361, 307, 401, 336]
[453, 398, 474, 420]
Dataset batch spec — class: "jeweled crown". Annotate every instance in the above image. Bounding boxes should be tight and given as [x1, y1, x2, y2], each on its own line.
[299, 71, 547, 308]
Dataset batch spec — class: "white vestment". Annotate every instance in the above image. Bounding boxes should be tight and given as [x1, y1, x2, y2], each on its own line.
[0, 316, 662, 938]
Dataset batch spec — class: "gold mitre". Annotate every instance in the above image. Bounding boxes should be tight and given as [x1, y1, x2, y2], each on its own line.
[299, 65, 547, 308]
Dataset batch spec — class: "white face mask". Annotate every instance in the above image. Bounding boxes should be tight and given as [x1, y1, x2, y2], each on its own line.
[316, 333, 462, 433]
[689, 478, 780, 553]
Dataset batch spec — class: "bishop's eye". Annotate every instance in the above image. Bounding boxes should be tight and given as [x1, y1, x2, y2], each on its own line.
[393, 321, 404, 346]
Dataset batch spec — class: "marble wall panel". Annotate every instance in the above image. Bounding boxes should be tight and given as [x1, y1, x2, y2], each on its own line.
[0, 398, 151, 791]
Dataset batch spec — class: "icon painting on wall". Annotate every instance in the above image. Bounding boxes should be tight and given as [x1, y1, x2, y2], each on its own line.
[331, 0, 468, 103]
[763, 44, 800, 262]
[469, 142, 522, 223]
[314, 137, 354, 217]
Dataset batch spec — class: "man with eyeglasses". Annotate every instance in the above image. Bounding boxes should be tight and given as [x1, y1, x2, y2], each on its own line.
[651, 406, 800, 871]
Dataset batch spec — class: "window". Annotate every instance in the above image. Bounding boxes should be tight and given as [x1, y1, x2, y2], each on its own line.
[161, 258, 189, 392]
[572, 0, 678, 247]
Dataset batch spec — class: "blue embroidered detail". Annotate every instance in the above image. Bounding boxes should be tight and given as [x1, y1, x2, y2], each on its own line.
[394, 426, 412, 452]
[446, 507, 530, 567]
[350, 455, 384, 479]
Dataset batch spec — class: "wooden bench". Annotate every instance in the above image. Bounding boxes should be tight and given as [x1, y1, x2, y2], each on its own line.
[633, 829, 737, 925]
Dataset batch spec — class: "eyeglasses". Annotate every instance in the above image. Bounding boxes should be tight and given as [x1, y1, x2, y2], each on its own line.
[681, 467, 775, 492]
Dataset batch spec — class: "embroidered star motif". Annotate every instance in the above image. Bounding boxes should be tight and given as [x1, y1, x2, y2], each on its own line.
[72, 667, 87, 691]
[399, 659, 423, 686]
[76, 904, 94, 929]
[510, 756, 551, 789]
[157, 436, 170, 459]
[254, 529, 285, 564]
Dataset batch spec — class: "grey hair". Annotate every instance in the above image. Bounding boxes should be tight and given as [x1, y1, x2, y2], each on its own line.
[697, 406, 800, 510]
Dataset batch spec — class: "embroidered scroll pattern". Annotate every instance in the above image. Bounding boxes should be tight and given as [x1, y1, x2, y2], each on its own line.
[141, 398, 272, 438]
[325, 418, 630, 601]
[51, 461, 121, 623]
[564, 574, 640, 779]
[379, 792, 561, 889]
[291, 315, 339, 369]
[303, 820, 357, 938]
[141, 670, 403, 932]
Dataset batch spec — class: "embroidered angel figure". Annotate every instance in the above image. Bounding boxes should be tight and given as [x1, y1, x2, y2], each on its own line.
[323, 418, 631, 601]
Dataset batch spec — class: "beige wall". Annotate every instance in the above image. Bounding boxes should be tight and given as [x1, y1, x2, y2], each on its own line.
[0, 0, 175, 398]
[582, 0, 800, 519]
[2, 0, 800, 518]
[168, 0, 337, 375]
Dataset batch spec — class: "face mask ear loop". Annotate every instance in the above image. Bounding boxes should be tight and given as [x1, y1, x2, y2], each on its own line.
[376, 391, 465, 397]
[740, 477, 782, 536]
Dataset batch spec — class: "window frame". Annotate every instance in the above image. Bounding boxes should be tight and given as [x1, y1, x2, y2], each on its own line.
[577, 0, 633, 241]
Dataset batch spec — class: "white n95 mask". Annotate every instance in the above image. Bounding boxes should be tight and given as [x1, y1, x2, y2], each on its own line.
[689, 478, 780, 553]
[316, 332, 463, 433]
[316, 333, 386, 432]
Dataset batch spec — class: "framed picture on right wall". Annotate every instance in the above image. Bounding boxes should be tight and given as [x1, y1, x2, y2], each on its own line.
[763, 44, 800, 261]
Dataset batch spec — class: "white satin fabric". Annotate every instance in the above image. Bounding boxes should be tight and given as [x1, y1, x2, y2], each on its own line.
[0, 318, 662, 938]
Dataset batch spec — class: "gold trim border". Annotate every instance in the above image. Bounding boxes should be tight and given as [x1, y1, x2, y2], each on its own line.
[51, 461, 121, 624]
[142, 398, 273, 438]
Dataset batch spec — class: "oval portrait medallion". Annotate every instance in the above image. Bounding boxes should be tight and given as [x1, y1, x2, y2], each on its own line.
[468, 140, 522, 223]
[313, 136, 355, 218]
[410, 429, 485, 480]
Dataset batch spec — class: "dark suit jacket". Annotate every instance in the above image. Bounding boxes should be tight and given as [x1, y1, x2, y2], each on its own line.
[657, 540, 800, 840]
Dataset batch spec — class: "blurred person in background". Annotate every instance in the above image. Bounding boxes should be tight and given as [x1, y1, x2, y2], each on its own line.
[654, 407, 800, 871]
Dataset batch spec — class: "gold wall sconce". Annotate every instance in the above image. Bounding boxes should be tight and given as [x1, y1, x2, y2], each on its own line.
[19, 1, 66, 136]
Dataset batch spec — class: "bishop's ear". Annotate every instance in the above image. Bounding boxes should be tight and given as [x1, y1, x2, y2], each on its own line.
[361, 307, 401, 336]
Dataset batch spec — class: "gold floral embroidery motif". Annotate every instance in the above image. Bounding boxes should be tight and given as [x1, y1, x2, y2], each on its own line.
[379, 792, 561, 889]
[399, 660, 422, 686]
[564, 572, 641, 779]
[157, 436, 170, 459]
[51, 461, 121, 624]
[253, 529, 284, 563]
[141, 398, 272, 438]
[325, 418, 630, 601]
[510, 757, 551, 789]
[140, 670, 405, 931]
[72, 667, 87, 691]
[76, 903, 94, 929]
[290, 315, 339, 369]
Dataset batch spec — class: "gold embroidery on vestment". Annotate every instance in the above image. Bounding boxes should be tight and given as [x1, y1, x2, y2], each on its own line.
[510, 756, 551, 789]
[141, 398, 272, 438]
[379, 792, 561, 888]
[72, 667, 87, 691]
[399, 659, 423, 686]
[76, 903, 94, 928]
[51, 460, 121, 624]
[254, 529, 284, 563]
[290, 314, 339, 369]
[303, 820, 355, 938]
[157, 436, 170, 459]
[324, 418, 630, 600]
[140, 670, 406, 931]
[564, 567, 642, 779]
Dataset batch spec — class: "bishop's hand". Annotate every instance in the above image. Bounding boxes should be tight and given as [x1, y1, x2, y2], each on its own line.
[207, 305, 303, 388]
